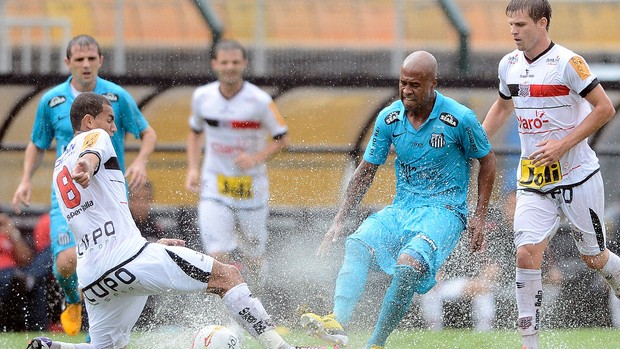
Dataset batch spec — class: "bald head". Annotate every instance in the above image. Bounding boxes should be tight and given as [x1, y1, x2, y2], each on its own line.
[402, 51, 437, 81]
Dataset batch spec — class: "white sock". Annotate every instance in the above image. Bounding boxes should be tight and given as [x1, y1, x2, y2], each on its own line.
[52, 342, 95, 349]
[221, 283, 285, 349]
[599, 251, 620, 297]
[516, 268, 542, 349]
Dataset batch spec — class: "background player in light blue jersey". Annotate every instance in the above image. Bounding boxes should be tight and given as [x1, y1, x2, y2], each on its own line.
[301, 51, 496, 349]
[11, 35, 157, 336]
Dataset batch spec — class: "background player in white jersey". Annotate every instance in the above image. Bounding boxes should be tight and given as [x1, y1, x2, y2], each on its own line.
[186, 40, 290, 287]
[11, 34, 156, 336]
[27, 93, 335, 349]
[482, 1, 619, 348]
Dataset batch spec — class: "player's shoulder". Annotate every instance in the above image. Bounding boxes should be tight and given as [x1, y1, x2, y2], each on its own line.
[241, 81, 272, 102]
[95, 78, 133, 102]
[40, 81, 71, 109]
[436, 92, 476, 122]
[498, 49, 522, 68]
[376, 100, 404, 127]
[192, 81, 219, 98]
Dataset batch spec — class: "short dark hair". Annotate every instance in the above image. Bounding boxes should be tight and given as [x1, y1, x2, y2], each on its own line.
[506, 0, 552, 31]
[211, 39, 247, 60]
[70, 93, 111, 132]
[66, 35, 102, 59]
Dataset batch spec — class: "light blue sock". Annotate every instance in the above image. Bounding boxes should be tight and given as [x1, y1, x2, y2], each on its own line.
[53, 263, 80, 304]
[368, 264, 422, 348]
[333, 239, 372, 327]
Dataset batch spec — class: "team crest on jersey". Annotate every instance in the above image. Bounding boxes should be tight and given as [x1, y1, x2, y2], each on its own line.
[519, 84, 531, 97]
[569, 56, 591, 81]
[81, 132, 101, 151]
[49, 96, 67, 108]
[439, 113, 458, 127]
[384, 111, 400, 125]
[101, 92, 119, 102]
[429, 133, 445, 148]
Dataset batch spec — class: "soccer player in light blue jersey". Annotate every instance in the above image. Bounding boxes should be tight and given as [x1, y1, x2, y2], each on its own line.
[302, 51, 496, 349]
[12, 35, 156, 336]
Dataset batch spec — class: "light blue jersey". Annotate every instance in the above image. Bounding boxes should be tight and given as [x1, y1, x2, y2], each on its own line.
[364, 91, 491, 216]
[350, 91, 492, 293]
[32, 76, 149, 258]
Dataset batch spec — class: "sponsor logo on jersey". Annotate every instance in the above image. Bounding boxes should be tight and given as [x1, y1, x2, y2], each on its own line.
[392, 130, 406, 138]
[569, 55, 591, 80]
[384, 111, 399, 125]
[546, 55, 560, 65]
[508, 53, 519, 65]
[439, 113, 458, 127]
[466, 127, 479, 153]
[429, 133, 445, 148]
[517, 110, 549, 130]
[101, 92, 119, 102]
[519, 68, 534, 79]
[49, 96, 67, 108]
[81, 132, 101, 151]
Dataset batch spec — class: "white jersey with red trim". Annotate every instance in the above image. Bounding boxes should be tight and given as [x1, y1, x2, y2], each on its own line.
[498, 43, 601, 191]
[52, 129, 147, 286]
[189, 81, 288, 208]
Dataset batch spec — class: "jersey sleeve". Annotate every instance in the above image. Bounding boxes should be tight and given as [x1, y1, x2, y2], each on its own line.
[363, 114, 392, 165]
[459, 111, 492, 160]
[564, 54, 599, 97]
[117, 90, 148, 139]
[188, 89, 204, 133]
[78, 130, 117, 174]
[30, 98, 55, 149]
[497, 54, 513, 100]
[262, 100, 288, 138]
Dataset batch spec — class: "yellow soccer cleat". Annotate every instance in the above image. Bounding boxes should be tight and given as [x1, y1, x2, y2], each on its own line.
[60, 302, 82, 336]
[300, 313, 349, 347]
[369, 346, 384, 349]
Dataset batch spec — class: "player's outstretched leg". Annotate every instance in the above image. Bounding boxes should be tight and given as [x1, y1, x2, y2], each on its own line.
[366, 264, 421, 348]
[26, 337, 53, 349]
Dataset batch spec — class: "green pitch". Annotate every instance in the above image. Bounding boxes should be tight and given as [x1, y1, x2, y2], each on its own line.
[2, 328, 619, 349]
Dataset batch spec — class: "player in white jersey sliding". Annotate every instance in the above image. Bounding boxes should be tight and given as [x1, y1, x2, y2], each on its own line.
[26, 93, 335, 349]
[482, 1, 619, 349]
[186, 39, 290, 289]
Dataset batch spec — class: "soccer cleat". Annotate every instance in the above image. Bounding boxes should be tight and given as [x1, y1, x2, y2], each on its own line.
[300, 313, 349, 347]
[368, 346, 384, 349]
[26, 337, 52, 349]
[60, 302, 82, 336]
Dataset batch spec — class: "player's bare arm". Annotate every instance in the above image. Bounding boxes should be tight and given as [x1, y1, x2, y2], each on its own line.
[318, 160, 379, 257]
[125, 125, 157, 190]
[482, 97, 514, 139]
[235, 134, 290, 170]
[469, 151, 497, 252]
[12, 142, 46, 213]
[185, 130, 204, 192]
[530, 85, 616, 167]
[71, 153, 100, 188]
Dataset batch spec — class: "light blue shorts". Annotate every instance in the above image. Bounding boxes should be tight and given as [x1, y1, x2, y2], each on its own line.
[348, 205, 466, 294]
[50, 202, 76, 259]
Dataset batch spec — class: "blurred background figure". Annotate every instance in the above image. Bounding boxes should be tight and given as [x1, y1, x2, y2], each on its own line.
[185, 39, 290, 290]
[129, 180, 164, 243]
[0, 212, 53, 331]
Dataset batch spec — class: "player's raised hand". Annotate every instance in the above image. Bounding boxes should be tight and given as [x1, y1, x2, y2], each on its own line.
[72, 158, 93, 188]
[318, 221, 344, 258]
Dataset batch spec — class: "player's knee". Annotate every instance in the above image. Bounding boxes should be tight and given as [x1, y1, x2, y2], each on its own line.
[211, 261, 245, 294]
[515, 245, 544, 269]
[55, 248, 77, 277]
[581, 249, 608, 270]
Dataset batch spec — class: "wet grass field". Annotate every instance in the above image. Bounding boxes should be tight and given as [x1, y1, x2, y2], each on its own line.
[2, 328, 619, 349]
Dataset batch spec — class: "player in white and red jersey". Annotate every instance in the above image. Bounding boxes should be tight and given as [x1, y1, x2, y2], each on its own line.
[186, 40, 290, 287]
[27, 93, 334, 349]
[483, 1, 619, 349]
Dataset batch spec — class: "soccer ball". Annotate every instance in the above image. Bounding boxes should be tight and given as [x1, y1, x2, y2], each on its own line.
[190, 325, 240, 349]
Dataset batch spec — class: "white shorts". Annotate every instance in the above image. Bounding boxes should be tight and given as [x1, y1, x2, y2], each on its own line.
[513, 171, 606, 256]
[82, 243, 214, 349]
[198, 199, 268, 257]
